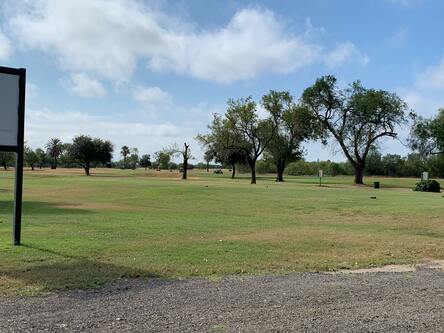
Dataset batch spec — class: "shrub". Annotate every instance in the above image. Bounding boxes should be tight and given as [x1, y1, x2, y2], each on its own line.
[413, 180, 441, 193]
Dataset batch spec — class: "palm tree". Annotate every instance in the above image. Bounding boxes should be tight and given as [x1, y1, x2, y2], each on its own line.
[120, 145, 130, 168]
[45, 138, 64, 169]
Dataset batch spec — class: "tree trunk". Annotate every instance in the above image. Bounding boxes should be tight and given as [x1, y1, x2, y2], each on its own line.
[84, 162, 90, 176]
[3, 164, 6, 171]
[231, 164, 236, 179]
[182, 143, 189, 180]
[248, 159, 257, 184]
[31, 165, 35, 171]
[182, 159, 188, 180]
[51, 157, 57, 169]
[354, 164, 365, 184]
[206, 162, 209, 172]
[275, 160, 285, 182]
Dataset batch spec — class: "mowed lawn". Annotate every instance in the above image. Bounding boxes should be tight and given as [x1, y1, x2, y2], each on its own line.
[0, 168, 443, 295]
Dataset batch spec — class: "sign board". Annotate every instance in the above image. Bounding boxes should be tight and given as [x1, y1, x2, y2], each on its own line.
[318, 169, 323, 186]
[421, 172, 429, 181]
[0, 73, 20, 148]
[0, 66, 26, 245]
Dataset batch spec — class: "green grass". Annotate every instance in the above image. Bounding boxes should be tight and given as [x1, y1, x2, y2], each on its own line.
[1, 168, 443, 295]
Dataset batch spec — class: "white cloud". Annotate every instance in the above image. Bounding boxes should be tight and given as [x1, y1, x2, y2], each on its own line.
[147, 8, 319, 83]
[5, 1, 363, 84]
[417, 55, 444, 91]
[25, 108, 181, 155]
[323, 42, 369, 68]
[62, 73, 106, 98]
[132, 86, 172, 109]
[396, 55, 444, 117]
[0, 30, 11, 61]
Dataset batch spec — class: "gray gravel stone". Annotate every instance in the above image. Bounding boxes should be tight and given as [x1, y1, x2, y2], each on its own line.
[1, 267, 444, 332]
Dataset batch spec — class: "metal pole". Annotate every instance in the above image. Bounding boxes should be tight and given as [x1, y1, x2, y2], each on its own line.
[13, 68, 26, 246]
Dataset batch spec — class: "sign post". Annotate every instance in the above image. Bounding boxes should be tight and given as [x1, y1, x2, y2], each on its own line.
[0, 66, 26, 246]
[318, 169, 323, 187]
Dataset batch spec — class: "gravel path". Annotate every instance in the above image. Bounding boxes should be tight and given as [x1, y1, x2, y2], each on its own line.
[1, 266, 444, 332]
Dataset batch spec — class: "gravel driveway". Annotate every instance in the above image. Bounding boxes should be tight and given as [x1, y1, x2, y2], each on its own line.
[1, 266, 444, 332]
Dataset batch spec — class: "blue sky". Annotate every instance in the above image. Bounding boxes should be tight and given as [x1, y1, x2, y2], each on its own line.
[1, 0, 444, 162]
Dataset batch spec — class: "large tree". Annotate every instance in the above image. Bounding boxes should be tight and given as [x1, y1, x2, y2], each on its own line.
[302, 76, 408, 184]
[197, 137, 247, 179]
[45, 138, 64, 169]
[262, 91, 320, 182]
[69, 135, 114, 175]
[200, 97, 278, 184]
[410, 108, 444, 156]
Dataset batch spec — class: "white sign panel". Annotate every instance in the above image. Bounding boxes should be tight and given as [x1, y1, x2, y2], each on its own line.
[0, 72, 20, 147]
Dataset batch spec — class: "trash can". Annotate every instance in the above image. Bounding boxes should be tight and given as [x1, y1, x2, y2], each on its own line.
[373, 181, 380, 189]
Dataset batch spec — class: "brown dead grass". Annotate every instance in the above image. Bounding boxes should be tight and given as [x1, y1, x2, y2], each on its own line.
[56, 202, 147, 212]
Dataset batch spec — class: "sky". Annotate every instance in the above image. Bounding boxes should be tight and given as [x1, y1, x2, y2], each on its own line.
[1, 0, 444, 162]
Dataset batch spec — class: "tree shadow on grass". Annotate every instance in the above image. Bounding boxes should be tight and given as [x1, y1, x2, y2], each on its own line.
[2, 244, 160, 295]
[0, 200, 94, 215]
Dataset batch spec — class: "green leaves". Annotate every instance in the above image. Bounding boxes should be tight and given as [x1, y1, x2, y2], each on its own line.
[410, 109, 444, 155]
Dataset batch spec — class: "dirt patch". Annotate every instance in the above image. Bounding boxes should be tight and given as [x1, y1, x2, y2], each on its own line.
[57, 202, 147, 212]
[329, 264, 416, 274]
[329, 260, 444, 274]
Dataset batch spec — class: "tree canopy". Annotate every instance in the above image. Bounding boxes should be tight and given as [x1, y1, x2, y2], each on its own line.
[302, 75, 408, 184]
[263, 90, 320, 181]
[198, 96, 278, 184]
[69, 135, 114, 175]
[45, 138, 64, 169]
[410, 108, 444, 156]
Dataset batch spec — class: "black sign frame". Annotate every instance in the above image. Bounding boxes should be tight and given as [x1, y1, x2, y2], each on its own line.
[0, 66, 26, 245]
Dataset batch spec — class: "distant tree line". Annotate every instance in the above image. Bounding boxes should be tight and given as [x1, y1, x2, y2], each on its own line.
[249, 151, 444, 178]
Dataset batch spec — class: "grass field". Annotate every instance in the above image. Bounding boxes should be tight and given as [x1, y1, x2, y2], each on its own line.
[0, 168, 443, 296]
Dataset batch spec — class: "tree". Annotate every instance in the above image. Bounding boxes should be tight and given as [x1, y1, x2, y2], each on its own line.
[24, 147, 39, 170]
[197, 133, 247, 179]
[262, 91, 320, 182]
[365, 147, 384, 176]
[45, 138, 64, 169]
[203, 149, 214, 172]
[35, 148, 47, 169]
[127, 148, 139, 170]
[302, 76, 408, 184]
[181, 143, 191, 180]
[171, 143, 192, 180]
[410, 108, 444, 156]
[154, 150, 172, 170]
[0, 152, 15, 170]
[69, 135, 114, 175]
[120, 146, 130, 168]
[139, 154, 152, 170]
[382, 154, 404, 177]
[199, 97, 278, 184]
